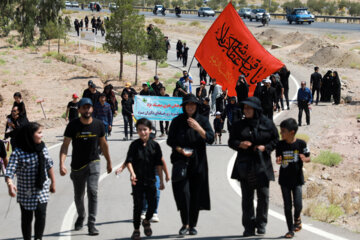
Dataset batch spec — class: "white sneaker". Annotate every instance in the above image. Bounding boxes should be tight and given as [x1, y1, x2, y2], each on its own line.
[151, 213, 159, 222]
[141, 212, 146, 220]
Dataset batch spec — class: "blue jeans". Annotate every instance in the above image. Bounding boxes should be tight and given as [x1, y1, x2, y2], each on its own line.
[142, 175, 160, 214]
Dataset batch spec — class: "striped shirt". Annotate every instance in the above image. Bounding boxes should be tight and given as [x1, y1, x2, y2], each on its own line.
[5, 147, 53, 210]
[93, 102, 113, 126]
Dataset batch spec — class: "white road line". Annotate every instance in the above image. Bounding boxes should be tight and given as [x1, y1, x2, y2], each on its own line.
[226, 75, 349, 240]
[59, 139, 166, 239]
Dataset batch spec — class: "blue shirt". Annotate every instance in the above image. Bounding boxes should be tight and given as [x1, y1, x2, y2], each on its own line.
[93, 102, 113, 126]
[180, 76, 193, 93]
[297, 87, 312, 104]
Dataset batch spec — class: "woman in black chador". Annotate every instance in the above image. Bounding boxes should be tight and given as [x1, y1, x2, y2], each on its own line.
[321, 70, 332, 102]
[332, 71, 341, 105]
[167, 94, 214, 236]
[228, 97, 279, 237]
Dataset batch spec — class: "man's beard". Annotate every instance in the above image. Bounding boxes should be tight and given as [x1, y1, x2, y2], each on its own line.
[81, 113, 91, 119]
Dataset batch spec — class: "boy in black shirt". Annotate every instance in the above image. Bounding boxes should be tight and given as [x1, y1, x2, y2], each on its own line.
[213, 111, 223, 144]
[159, 86, 169, 137]
[276, 118, 310, 239]
[125, 118, 164, 240]
[121, 92, 134, 140]
[13, 92, 27, 118]
[66, 93, 79, 122]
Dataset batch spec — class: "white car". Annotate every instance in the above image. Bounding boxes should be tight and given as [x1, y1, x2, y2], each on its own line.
[71, 2, 79, 8]
[109, 3, 118, 10]
[198, 7, 215, 17]
[249, 9, 270, 22]
[65, 1, 71, 8]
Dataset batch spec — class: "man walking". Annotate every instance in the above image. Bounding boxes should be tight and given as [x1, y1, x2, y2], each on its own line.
[310, 66, 322, 105]
[93, 93, 113, 138]
[59, 98, 112, 236]
[259, 79, 277, 120]
[279, 66, 291, 110]
[297, 81, 312, 126]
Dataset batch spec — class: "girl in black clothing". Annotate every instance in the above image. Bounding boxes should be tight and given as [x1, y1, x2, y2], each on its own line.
[176, 40, 183, 61]
[167, 94, 214, 236]
[124, 118, 164, 240]
[182, 43, 189, 67]
[104, 84, 118, 116]
[229, 97, 278, 237]
[332, 71, 341, 105]
[321, 70, 332, 102]
[13, 92, 27, 118]
[121, 92, 134, 141]
[5, 106, 29, 149]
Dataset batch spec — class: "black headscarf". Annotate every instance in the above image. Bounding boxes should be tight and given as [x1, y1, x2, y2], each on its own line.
[15, 122, 46, 190]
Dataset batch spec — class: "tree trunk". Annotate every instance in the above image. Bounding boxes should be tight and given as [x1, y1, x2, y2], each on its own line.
[155, 60, 158, 76]
[48, 40, 50, 52]
[58, 37, 60, 54]
[119, 51, 123, 80]
[135, 54, 138, 86]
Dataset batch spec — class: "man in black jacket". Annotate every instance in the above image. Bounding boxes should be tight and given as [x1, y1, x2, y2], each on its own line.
[310, 66, 322, 105]
[270, 74, 284, 112]
[151, 76, 163, 96]
[259, 79, 276, 120]
[279, 66, 290, 110]
[235, 75, 249, 103]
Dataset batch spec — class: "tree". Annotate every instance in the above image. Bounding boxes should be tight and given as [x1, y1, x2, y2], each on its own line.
[43, 20, 66, 53]
[262, 0, 280, 13]
[281, 0, 303, 12]
[324, 1, 337, 15]
[338, 0, 349, 10]
[147, 27, 167, 75]
[0, 0, 15, 37]
[171, 0, 184, 8]
[38, 0, 65, 44]
[208, 0, 220, 10]
[196, 0, 203, 8]
[238, 0, 247, 8]
[15, 0, 38, 47]
[307, 0, 325, 14]
[104, 0, 138, 80]
[348, 2, 360, 16]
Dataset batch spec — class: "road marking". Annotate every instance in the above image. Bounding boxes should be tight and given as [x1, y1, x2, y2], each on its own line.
[226, 75, 349, 240]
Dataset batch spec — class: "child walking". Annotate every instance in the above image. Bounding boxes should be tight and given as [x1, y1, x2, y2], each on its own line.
[213, 111, 223, 144]
[276, 118, 311, 239]
[123, 118, 165, 240]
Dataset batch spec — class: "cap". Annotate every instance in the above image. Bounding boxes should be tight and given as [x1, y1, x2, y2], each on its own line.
[72, 93, 79, 99]
[200, 80, 206, 85]
[154, 75, 159, 80]
[240, 97, 262, 110]
[125, 82, 131, 87]
[216, 111, 221, 115]
[142, 82, 148, 86]
[264, 79, 271, 83]
[99, 93, 106, 97]
[88, 80, 93, 86]
[78, 98, 93, 107]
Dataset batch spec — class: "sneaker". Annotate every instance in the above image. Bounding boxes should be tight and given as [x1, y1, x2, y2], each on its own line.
[151, 213, 159, 222]
[189, 227, 197, 235]
[123, 137, 128, 141]
[219, 140, 222, 144]
[74, 217, 84, 231]
[88, 225, 99, 236]
[159, 133, 165, 138]
[141, 212, 146, 220]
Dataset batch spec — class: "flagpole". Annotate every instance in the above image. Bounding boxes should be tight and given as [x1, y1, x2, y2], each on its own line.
[187, 55, 195, 74]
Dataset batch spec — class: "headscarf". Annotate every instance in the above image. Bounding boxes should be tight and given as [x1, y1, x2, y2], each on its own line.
[15, 122, 46, 190]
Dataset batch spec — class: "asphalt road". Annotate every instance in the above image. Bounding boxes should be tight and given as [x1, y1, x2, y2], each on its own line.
[68, 7, 360, 32]
[1, 38, 360, 240]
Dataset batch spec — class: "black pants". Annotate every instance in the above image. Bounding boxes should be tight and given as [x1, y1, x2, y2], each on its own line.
[263, 107, 273, 120]
[216, 97, 224, 113]
[177, 50, 182, 60]
[20, 203, 47, 240]
[240, 181, 269, 233]
[172, 175, 201, 227]
[132, 183, 156, 229]
[200, 73, 207, 83]
[284, 88, 290, 109]
[160, 121, 169, 134]
[281, 185, 302, 232]
[123, 114, 133, 138]
[275, 97, 284, 110]
[183, 55, 188, 67]
[312, 88, 320, 105]
[75, 28, 79, 36]
[298, 101, 310, 125]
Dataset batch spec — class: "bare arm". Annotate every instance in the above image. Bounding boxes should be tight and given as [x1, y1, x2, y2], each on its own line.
[161, 157, 170, 182]
[156, 165, 165, 190]
[59, 137, 71, 176]
[99, 137, 112, 173]
[48, 167, 56, 193]
[65, 107, 70, 121]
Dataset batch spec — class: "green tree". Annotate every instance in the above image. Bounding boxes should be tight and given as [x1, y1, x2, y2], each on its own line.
[208, 0, 220, 10]
[43, 20, 65, 53]
[238, 0, 247, 8]
[307, 0, 325, 14]
[348, 2, 360, 16]
[261, 0, 279, 12]
[196, 0, 203, 8]
[38, 0, 65, 44]
[104, 0, 139, 80]
[338, 0, 349, 10]
[147, 26, 167, 75]
[281, 0, 304, 12]
[186, 0, 196, 9]
[15, 0, 38, 47]
[0, 0, 15, 37]
[324, 1, 337, 15]
[171, 0, 184, 8]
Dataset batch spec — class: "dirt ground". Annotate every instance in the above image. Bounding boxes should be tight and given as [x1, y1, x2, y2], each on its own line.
[1, 15, 360, 232]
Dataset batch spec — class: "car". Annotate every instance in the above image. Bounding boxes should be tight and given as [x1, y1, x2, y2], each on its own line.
[153, 5, 165, 14]
[108, 2, 118, 10]
[65, 1, 71, 8]
[198, 7, 215, 17]
[249, 8, 270, 22]
[71, 2, 79, 8]
[286, 8, 315, 24]
[238, 8, 252, 19]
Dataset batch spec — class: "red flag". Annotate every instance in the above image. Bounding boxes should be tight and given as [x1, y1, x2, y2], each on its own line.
[195, 2, 284, 96]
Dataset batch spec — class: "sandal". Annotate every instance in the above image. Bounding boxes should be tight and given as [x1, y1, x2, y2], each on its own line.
[142, 220, 152, 237]
[285, 231, 294, 238]
[294, 217, 302, 232]
[131, 230, 141, 240]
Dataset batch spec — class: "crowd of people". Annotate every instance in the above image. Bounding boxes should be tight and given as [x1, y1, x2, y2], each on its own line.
[74, 16, 106, 37]
[2, 45, 344, 239]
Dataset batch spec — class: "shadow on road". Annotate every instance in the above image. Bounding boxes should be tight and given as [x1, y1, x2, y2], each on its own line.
[114, 235, 284, 240]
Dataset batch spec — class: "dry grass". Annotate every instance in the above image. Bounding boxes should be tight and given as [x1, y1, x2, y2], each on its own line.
[153, 18, 166, 24]
[313, 150, 343, 167]
[304, 182, 322, 199]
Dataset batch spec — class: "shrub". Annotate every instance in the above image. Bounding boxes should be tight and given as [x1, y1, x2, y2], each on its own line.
[141, 62, 147, 66]
[177, 21, 186, 26]
[125, 61, 134, 66]
[356, 114, 360, 119]
[0, 58, 6, 65]
[313, 150, 342, 167]
[159, 61, 168, 68]
[153, 18, 166, 24]
[312, 203, 344, 223]
[350, 62, 360, 70]
[189, 21, 200, 27]
[261, 40, 272, 46]
[174, 72, 182, 78]
[43, 59, 52, 64]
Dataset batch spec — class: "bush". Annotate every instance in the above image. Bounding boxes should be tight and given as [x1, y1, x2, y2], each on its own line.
[307, 0, 326, 14]
[312, 203, 344, 223]
[356, 114, 360, 119]
[0, 58, 6, 65]
[261, 40, 272, 46]
[174, 72, 182, 78]
[153, 18, 166, 24]
[43, 59, 52, 64]
[159, 61, 168, 68]
[313, 150, 342, 166]
[177, 21, 186, 26]
[281, 0, 304, 12]
[189, 21, 200, 27]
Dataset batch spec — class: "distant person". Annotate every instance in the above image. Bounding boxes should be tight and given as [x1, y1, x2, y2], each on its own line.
[196, 81, 207, 101]
[179, 70, 193, 94]
[93, 93, 113, 138]
[121, 82, 137, 100]
[270, 74, 284, 112]
[259, 79, 276, 120]
[83, 81, 100, 106]
[310, 66, 322, 105]
[198, 97, 210, 120]
[85, 16, 89, 31]
[276, 118, 311, 239]
[297, 81, 312, 126]
[91, 16, 97, 34]
[5, 106, 29, 149]
[223, 96, 240, 132]
[121, 92, 134, 141]
[176, 40, 183, 61]
[321, 70, 332, 102]
[123, 118, 165, 240]
[151, 76, 163, 96]
[146, 24, 153, 34]
[103, 84, 118, 119]
[208, 79, 222, 115]
[60, 98, 112, 236]
[197, 63, 207, 84]
[13, 92, 27, 117]
[80, 19, 84, 31]
[0, 138, 8, 167]
[182, 43, 189, 67]
[279, 66, 291, 110]
[159, 86, 169, 137]
[235, 75, 249, 103]
[5, 122, 55, 240]
[173, 79, 187, 97]
[332, 71, 341, 105]
[164, 36, 170, 56]
[140, 83, 155, 96]
[213, 111, 223, 144]
[74, 19, 80, 36]
[66, 93, 79, 122]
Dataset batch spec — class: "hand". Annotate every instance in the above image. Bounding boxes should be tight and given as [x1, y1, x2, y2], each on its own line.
[165, 175, 170, 182]
[299, 154, 306, 162]
[108, 125, 112, 131]
[115, 165, 125, 175]
[50, 182, 56, 193]
[276, 156, 282, 165]
[65, 117, 68, 122]
[8, 184, 17, 197]
[159, 181, 165, 190]
[60, 165, 67, 176]
[114, 111, 118, 116]
[130, 174, 137, 186]
[239, 141, 252, 149]
[187, 117, 201, 132]
[182, 149, 193, 158]
[255, 145, 266, 152]
[107, 162, 112, 174]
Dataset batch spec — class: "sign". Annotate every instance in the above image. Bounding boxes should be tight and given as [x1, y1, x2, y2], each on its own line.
[134, 96, 183, 121]
[195, 2, 284, 96]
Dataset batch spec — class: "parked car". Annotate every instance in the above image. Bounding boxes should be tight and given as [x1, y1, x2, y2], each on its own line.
[249, 9, 270, 22]
[153, 5, 165, 15]
[108, 2, 118, 10]
[71, 2, 79, 8]
[286, 8, 315, 24]
[65, 1, 72, 8]
[238, 8, 252, 19]
[198, 7, 215, 17]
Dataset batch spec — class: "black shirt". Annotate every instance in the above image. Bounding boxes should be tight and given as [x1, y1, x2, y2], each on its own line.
[310, 72, 322, 89]
[13, 101, 27, 117]
[0, 141, 6, 159]
[199, 103, 210, 119]
[121, 88, 137, 99]
[140, 89, 155, 96]
[67, 101, 79, 121]
[196, 87, 207, 101]
[276, 139, 310, 187]
[213, 118, 223, 132]
[259, 86, 276, 109]
[64, 118, 105, 170]
[121, 98, 134, 116]
[82, 89, 100, 106]
[125, 139, 163, 184]
[151, 82, 163, 96]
